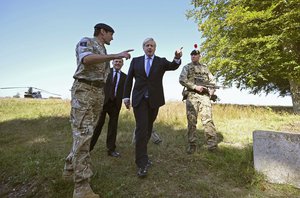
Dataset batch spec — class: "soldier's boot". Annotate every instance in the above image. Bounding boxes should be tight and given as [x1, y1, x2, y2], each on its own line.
[187, 145, 196, 154]
[207, 139, 218, 152]
[62, 169, 73, 181]
[205, 127, 218, 152]
[73, 181, 99, 198]
[207, 144, 218, 151]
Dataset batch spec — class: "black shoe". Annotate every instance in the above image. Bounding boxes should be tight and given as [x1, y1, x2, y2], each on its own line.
[137, 167, 147, 178]
[146, 159, 153, 168]
[107, 151, 120, 157]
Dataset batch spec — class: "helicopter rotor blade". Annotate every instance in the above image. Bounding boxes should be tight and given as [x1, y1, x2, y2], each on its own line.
[0, 86, 61, 97]
[0, 87, 30, 89]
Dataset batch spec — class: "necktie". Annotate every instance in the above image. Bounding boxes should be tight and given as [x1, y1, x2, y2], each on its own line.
[111, 71, 118, 100]
[146, 57, 151, 76]
[144, 58, 151, 97]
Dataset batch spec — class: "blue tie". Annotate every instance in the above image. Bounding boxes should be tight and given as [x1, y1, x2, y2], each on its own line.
[146, 57, 151, 76]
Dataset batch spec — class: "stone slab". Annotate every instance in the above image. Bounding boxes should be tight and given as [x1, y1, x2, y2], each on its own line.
[253, 130, 300, 188]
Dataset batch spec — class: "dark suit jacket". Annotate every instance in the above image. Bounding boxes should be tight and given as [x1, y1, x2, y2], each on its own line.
[123, 55, 181, 109]
[104, 68, 127, 110]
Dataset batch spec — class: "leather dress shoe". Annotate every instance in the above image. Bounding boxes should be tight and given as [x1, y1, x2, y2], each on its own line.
[107, 151, 120, 157]
[137, 167, 147, 178]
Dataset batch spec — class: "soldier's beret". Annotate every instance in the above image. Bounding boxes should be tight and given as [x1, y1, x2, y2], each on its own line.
[94, 23, 115, 33]
[190, 50, 200, 55]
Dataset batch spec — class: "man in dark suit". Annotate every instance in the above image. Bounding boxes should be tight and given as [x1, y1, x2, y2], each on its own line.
[90, 58, 127, 157]
[123, 38, 182, 177]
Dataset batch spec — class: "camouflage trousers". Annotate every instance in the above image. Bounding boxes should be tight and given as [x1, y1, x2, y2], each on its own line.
[186, 93, 217, 148]
[64, 81, 105, 184]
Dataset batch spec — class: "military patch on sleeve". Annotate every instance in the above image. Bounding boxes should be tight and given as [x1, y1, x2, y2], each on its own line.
[80, 42, 87, 47]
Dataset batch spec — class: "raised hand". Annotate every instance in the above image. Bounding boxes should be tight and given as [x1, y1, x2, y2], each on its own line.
[175, 47, 183, 59]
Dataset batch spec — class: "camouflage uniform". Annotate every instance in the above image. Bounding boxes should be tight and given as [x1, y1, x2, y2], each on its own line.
[179, 62, 218, 152]
[63, 37, 110, 184]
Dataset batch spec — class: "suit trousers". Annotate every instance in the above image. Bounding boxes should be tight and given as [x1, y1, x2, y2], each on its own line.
[133, 97, 159, 168]
[90, 99, 120, 152]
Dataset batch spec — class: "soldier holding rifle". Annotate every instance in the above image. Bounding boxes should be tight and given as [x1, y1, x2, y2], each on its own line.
[179, 45, 218, 154]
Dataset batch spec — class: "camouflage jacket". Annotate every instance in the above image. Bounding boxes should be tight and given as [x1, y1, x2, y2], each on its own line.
[73, 37, 110, 82]
[179, 62, 216, 91]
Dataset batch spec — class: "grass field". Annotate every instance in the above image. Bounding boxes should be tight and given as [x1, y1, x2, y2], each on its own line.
[0, 98, 299, 198]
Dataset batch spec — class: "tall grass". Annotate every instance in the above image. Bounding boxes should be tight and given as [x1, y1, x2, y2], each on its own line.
[0, 98, 299, 197]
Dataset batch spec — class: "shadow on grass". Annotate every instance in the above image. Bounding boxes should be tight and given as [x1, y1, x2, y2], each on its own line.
[0, 114, 299, 198]
[0, 116, 73, 197]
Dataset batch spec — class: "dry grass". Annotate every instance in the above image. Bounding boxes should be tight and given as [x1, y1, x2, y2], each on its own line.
[0, 98, 299, 198]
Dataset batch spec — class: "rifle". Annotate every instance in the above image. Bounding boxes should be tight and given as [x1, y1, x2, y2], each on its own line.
[182, 82, 224, 102]
[196, 82, 223, 90]
[196, 82, 222, 102]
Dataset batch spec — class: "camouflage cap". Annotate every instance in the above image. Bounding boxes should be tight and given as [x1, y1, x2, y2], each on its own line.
[94, 23, 115, 33]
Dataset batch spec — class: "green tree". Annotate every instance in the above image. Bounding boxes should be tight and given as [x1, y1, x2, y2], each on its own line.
[187, 0, 300, 113]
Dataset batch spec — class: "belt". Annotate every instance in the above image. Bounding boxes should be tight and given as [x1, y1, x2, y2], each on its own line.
[77, 79, 104, 88]
[187, 89, 209, 96]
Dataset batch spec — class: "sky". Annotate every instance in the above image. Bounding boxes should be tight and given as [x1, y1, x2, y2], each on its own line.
[0, 0, 293, 106]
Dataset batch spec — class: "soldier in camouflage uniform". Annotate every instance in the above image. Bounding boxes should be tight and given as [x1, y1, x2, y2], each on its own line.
[62, 23, 133, 198]
[179, 49, 218, 154]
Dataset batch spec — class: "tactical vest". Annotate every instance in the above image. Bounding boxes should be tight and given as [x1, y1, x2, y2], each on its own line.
[187, 63, 210, 85]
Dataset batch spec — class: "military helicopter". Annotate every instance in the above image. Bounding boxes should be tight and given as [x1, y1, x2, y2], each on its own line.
[0, 87, 61, 99]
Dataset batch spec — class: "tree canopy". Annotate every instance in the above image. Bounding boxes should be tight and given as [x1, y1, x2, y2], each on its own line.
[187, 0, 300, 96]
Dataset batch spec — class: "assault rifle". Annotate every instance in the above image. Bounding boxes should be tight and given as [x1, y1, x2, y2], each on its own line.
[182, 82, 224, 102]
[196, 82, 223, 90]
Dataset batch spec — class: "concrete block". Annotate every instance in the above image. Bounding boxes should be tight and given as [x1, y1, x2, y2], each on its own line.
[253, 130, 300, 189]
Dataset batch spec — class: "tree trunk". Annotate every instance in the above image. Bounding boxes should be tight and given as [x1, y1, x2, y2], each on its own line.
[289, 79, 300, 114]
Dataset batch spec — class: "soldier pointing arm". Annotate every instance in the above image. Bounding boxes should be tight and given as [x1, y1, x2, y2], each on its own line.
[63, 23, 133, 198]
